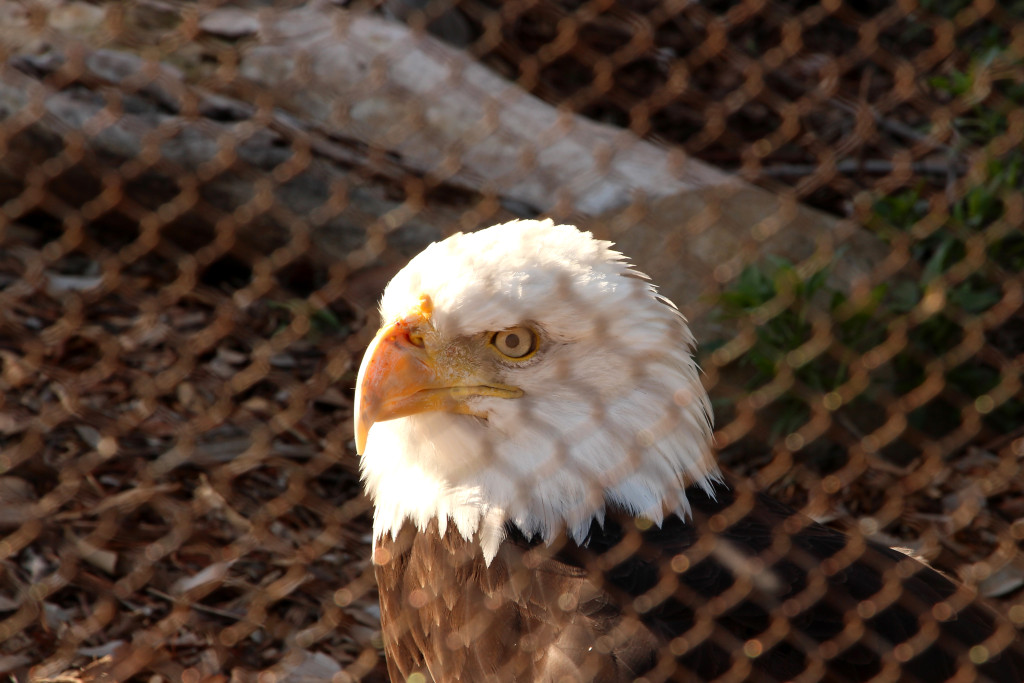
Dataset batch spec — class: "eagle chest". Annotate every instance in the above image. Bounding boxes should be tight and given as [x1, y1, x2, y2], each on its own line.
[373, 521, 655, 683]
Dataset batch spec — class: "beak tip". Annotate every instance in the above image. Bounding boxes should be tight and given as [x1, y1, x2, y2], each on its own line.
[355, 419, 369, 456]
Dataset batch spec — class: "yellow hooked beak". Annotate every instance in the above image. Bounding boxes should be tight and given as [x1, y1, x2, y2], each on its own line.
[354, 298, 523, 455]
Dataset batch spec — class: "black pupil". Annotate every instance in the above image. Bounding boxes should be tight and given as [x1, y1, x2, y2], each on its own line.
[504, 333, 520, 350]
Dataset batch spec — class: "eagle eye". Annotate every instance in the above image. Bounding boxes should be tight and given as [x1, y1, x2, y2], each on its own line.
[490, 326, 538, 361]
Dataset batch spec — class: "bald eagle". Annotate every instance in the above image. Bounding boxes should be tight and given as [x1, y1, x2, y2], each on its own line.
[354, 220, 1023, 682]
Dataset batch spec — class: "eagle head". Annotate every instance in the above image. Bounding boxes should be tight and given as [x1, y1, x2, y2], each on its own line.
[355, 220, 719, 561]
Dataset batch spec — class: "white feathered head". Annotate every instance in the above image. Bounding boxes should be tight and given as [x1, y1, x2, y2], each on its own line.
[355, 220, 718, 562]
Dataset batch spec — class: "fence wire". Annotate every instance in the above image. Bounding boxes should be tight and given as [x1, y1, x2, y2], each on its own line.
[0, 0, 1022, 681]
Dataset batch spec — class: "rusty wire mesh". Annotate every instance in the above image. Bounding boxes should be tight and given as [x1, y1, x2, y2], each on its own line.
[0, 0, 1022, 681]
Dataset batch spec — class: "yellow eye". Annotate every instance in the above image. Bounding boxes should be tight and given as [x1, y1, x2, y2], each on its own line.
[490, 326, 538, 361]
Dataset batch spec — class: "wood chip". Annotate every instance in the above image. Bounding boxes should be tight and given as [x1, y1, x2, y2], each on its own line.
[199, 8, 260, 39]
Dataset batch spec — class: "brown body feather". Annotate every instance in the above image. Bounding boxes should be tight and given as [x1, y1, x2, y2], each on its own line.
[374, 479, 1024, 682]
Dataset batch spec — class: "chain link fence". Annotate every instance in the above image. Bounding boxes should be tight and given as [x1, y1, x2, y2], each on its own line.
[0, 0, 1021, 680]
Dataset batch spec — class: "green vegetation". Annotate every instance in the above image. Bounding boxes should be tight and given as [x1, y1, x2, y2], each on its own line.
[267, 300, 350, 339]
[712, 45, 1024, 463]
